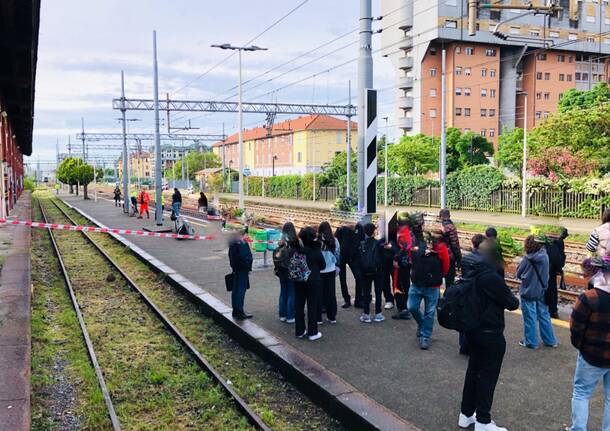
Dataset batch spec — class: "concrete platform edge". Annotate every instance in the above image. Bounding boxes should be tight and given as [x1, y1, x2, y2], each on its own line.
[61, 198, 420, 431]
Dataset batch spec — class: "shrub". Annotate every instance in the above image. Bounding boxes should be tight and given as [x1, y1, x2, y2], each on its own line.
[446, 165, 504, 209]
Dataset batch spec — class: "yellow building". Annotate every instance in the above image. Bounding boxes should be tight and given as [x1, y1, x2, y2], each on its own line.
[117, 151, 153, 180]
[212, 114, 357, 176]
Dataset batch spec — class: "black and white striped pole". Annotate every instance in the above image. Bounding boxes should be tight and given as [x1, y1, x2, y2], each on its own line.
[364, 89, 377, 215]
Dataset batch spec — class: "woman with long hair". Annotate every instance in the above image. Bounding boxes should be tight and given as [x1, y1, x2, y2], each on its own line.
[318, 221, 340, 324]
[274, 222, 299, 323]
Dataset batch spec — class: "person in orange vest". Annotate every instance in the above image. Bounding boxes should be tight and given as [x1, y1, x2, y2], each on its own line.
[137, 188, 151, 219]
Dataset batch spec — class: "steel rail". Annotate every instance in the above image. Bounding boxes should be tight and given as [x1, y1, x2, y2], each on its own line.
[48, 198, 272, 431]
[37, 199, 122, 431]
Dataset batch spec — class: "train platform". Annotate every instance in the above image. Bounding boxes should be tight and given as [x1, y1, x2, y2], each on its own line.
[62, 193, 604, 431]
[218, 193, 599, 235]
[0, 192, 32, 431]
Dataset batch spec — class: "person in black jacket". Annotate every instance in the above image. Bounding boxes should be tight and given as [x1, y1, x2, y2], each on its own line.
[335, 224, 359, 308]
[545, 228, 568, 319]
[295, 226, 326, 341]
[228, 230, 253, 320]
[458, 246, 519, 431]
[359, 223, 386, 324]
[352, 222, 366, 308]
[171, 188, 182, 217]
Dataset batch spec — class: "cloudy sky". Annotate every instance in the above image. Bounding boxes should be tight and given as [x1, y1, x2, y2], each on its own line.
[28, 0, 399, 170]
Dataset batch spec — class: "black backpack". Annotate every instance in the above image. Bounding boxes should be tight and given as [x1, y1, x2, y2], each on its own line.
[273, 244, 292, 274]
[437, 274, 485, 332]
[360, 238, 380, 275]
[411, 252, 443, 287]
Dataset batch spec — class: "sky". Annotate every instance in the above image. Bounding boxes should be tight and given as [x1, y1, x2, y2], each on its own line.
[27, 0, 399, 172]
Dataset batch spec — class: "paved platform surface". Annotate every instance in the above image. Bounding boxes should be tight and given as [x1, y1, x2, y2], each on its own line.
[218, 193, 598, 235]
[0, 192, 32, 431]
[63, 193, 605, 431]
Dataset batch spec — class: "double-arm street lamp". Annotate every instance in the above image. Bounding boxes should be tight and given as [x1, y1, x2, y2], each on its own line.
[211, 43, 268, 210]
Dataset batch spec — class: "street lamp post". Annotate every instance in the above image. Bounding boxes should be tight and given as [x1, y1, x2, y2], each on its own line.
[228, 160, 233, 192]
[518, 91, 528, 218]
[212, 43, 267, 210]
[272, 155, 278, 177]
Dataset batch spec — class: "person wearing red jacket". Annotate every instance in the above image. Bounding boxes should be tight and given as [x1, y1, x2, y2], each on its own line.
[408, 231, 450, 350]
[137, 189, 151, 219]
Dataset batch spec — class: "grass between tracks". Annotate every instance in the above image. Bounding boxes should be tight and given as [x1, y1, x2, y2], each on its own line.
[51, 194, 345, 431]
[35, 192, 254, 431]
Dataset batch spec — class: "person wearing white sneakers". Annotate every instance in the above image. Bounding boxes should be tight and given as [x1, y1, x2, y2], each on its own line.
[359, 223, 386, 324]
[458, 239, 519, 431]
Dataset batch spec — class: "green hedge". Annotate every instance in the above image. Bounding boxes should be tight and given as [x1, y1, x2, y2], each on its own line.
[447, 166, 505, 209]
[377, 176, 438, 205]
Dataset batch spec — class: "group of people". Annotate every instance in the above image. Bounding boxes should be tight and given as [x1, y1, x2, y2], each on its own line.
[112, 185, 185, 221]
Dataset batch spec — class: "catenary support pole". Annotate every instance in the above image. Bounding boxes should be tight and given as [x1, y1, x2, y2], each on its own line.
[346, 80, 352, 198]
[121, 71, 129, 214]
[153, 31, 163, 225]
[521, 94, 528, 218]
[81, 118, 86, 163]
[238, 49, 245, 210]
[440, 49, 447, 209]
[357, 0, 373, 212]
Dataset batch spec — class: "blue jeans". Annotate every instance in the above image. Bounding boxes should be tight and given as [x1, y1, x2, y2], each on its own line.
[231, 270, 248, 314]
[570, 353, 610, 431]
[407, 285, 439, 339]
[278, 276, 295, 320]
[172, 202, 181, 217]
[520, 297, 557, 348]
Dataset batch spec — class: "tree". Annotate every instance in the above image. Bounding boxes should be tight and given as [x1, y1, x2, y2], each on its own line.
[319, 150, 357, 188]
[388, 134, 438, 176]
[56, 157, 94, 199]
[496, 127, 526, 174]
[446, 128, 493, 172]
[528, 147, 597, 181]
[558, 82, 610, 113]
[166, 151, 221, 180]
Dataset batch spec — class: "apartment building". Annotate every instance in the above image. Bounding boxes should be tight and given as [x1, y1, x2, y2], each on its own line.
[212, 114, 357, 176]
[381, 0, 610, 145]
[117, 152, 153, 180]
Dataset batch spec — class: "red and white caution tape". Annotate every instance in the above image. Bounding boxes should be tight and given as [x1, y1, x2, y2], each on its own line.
[0, 218, 214, 241]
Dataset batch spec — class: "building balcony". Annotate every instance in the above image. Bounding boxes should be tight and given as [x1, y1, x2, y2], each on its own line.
[397, 96, 413, 110]
[397, 56, 413, 70]
[397, 76, 414, 90]
[397, 117, 413, 130]
[398, 37, 413, 51]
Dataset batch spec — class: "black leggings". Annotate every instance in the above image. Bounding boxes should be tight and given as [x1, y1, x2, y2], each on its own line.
[320, 272, 337, 321]
[295, 280, 320, 337]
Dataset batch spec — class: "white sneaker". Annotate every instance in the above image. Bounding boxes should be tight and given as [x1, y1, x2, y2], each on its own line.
[374, 313, 385, 322]
[308, 332, 322, 341]
[296, 331, 307, 338]
[384, 302, 394, 310]
[327, 319, 337, 324]
[475, 420, 508, 431]
[458, 413, 476, 428]
[279, 317, 286, 322]
[285, 318, 295, 324]
[360, 314, 372, 323]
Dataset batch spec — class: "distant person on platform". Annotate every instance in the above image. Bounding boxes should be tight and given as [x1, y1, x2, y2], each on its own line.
[113, 186, 121, 207]
[172, 188, 182, 217]
[545, 228, 568, 319]
[137, 188, 150, 219]
[198, 191, 208, 214]
[485, 227, 505, 278]
[130, 190, 139, 216]
[55, 183, 61, 195]
[228, 229, 253, 320]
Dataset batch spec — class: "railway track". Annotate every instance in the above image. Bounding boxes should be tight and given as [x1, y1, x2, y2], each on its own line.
[38, 193, 345, 431]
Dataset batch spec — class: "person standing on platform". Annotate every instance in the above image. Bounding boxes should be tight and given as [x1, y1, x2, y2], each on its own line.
[485, 227, 505, 278]
[352, 222, 366, 309]
[294, 227, 326, 341]
[516, 235, 558, 349]
[408, 231, 449, 350]
[137, 188, 150, 219]
[318, 221, 340, 324]
[458, 245, 519, 431]
[172, 188, 182, 217]
[198, 191, 208, 214]
[113, 185, 121, 207]
[379, 220, 395, 311]
[586, 209, 610, 257]
[274, 222, 298, 324]
[130, 190, 139, 217]
[391, 221, 413, 320]
[545, 228, 568, 319]
[358, 223, 385, 324]
[335, 223, 358, 308]
[440, 209, 462, 287]
[228, 229, 253, 320]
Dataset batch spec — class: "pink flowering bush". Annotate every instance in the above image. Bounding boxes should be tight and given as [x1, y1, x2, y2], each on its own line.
[528, 147, 598, 181]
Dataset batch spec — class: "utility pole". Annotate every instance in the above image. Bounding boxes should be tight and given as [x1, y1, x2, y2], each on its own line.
[357, 0, 373, 212]
[520, 91, 529, 218]
[440, 49, 447, 209]
[152, 31, 163, 225]
[120, 71, 129, 214]
[81, 117, 87, 163]
[346, 80, 352, 198]
[383, 116, 389, 208]
[68, 135, 72, 156]
[221, 122, 226, 193]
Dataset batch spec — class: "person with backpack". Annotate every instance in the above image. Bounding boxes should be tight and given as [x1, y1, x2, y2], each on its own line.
[453, 239, 519, 431]
[113, 186, 121, 207]
[545, 228, 568, 319]
[171, 188, 182, 217]
[335, 223, 359, 308]
[391, 218, 414, 320]
[274, 222, 299, 324]
[568, 256, 610, 431]
[516, 235, 558, 349]
[293, 227, 326, 341]
[485, 227, 505, 278]
[228, 229, 253, 320]
[352, 222, 366, 308]
[359, 223, 385, 324]
[318, 221, 340, 324]
[408, 231, 449, 349]
[137, 188, 150, 219]
[439, 209, 462, 288]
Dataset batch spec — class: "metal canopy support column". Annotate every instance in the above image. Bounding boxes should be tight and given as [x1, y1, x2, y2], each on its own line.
[153, 30, 163, 226]
[357, 0, 373, 212]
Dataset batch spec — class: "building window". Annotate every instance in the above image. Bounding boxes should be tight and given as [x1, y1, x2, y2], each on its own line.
[489, 109, 496, 117]
[430, 68, 437, 77]
[490, 69, 496, 77]
[489, 129, 495, 137]
[455, 87, 462, 96]
[481, 68, 487, 77]
[557, 54, 565, 62]
[485, 48, 496, 57]
[489, 89, 496, 98]
[582, 72, 589, 81]
[559, 73, 565, 81]
[430, 47, 437, 55]
[465, 47, 475, 55]
[464, 108, 471, 116]
[537, 53, 547, 61]
[455, 108, 462, 116]
[544, 72, 550, 80]
[464, 67, 472, 76]
[575, 72, 581, 81]
[536, 92, 542, 100]
[549, 31, 560, 38]
[464, 127, 471, 132]
[481, 109, 487, 117]
[567, 74, 572, 82]
[455, 66, 462, 75]
[544, 92, 550, 100]
[544, 112, 550, 119]
[535, 111, 542, 119]
[587, 36, 595, 43]
[446, 20, 458, 28]
[569, 55, 574, 63]
[430, 88, 437, 97]
[455, 46, 461, 54]
[429, 109, 437, 118]
[536, 72, 542, 80]
[464, 87, 471, 96]
[481, 88, 487, 97]
[480, 129, 487, 137]
[297, 152, 302, 162]
[568, 33, 578, 41]
[530, 29, 540, 37]
[510, 26, 520, 34]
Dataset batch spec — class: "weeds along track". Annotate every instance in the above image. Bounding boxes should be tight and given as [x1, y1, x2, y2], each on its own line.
[39, 194, 344, 431]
